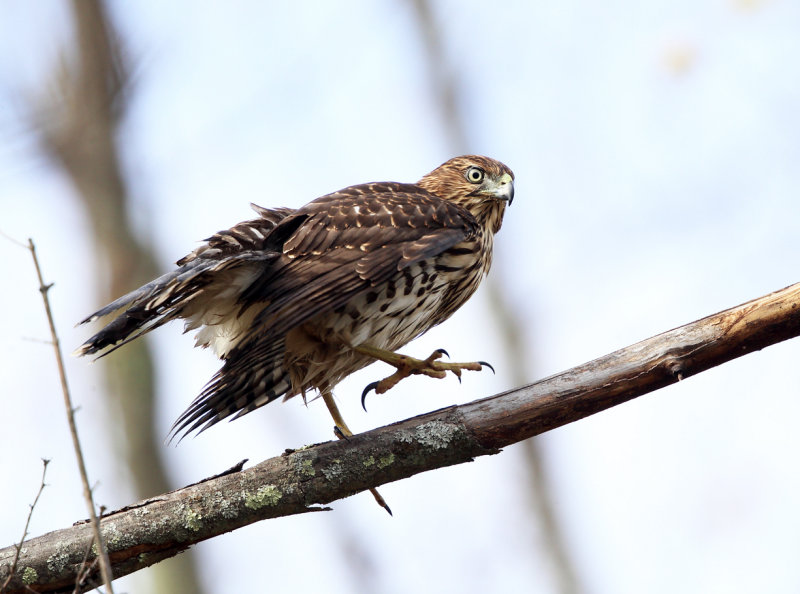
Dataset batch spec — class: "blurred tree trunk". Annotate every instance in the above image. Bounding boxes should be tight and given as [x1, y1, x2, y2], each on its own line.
[409, 1, 582, 592]
[34, 1, 205, 592]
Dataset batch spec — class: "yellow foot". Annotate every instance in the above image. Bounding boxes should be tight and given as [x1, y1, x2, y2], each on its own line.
[354, 346, 494, 410]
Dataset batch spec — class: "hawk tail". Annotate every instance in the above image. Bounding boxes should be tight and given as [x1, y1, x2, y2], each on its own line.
[168, 340, 292, 443]
[74, 204, 293, 360]
[73, 260, 220, 358]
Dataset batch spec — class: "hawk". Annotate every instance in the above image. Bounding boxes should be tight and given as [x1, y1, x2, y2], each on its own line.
[76, 155, 514, 511]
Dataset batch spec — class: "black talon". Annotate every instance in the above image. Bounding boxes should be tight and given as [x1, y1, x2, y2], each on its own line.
[478, 361, 495, 374]
[361, 381, 379, 411]
[334, 426, 349, 440]
[434, 348, 450, 358]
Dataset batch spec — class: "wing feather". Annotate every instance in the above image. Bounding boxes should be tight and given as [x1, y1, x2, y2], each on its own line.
[237, 183, 478, 339]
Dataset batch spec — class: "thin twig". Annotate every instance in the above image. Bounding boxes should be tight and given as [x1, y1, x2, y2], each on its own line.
[27, 239, 115, 593]
[74, 531, 101, 594]
[0, 459, 49, 593]
[0, 229, 28, 249]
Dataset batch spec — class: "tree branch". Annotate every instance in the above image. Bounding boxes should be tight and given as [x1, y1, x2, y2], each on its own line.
[2, 281, 800, 593]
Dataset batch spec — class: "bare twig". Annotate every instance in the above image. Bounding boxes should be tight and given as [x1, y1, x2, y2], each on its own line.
[2, 280, 800, 593]
[0, 229, 28, 250]
[0, 459, 49, 593]
[27, 239, 115, 593]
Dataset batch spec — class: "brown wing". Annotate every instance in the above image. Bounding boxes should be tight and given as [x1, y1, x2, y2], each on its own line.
[237, 182, 479, 338]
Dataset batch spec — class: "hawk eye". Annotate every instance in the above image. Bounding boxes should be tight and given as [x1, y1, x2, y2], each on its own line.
[465, 167, 485, 184]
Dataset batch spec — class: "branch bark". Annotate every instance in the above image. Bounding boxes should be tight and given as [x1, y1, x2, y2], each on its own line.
[2, 281, 800, 593]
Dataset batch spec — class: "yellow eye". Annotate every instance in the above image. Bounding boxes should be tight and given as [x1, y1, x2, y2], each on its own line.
[465, 167, 485, 184]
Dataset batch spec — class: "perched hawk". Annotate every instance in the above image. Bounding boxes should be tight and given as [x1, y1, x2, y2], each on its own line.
[76, 155, 514, 443]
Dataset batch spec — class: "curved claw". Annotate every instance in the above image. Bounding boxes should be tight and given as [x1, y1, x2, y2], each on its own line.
[478, 361, 496, 374]
[361, 381, 380, 411]
[434, 348, 450, 359]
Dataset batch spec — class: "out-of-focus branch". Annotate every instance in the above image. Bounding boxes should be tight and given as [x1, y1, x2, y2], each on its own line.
[408, 0, 468, 150]
[486, 279, 581, 594]
[27, 2, 205, 592]
[407, 1, 581, 591]
[27, 239, 115, 593]
[36, 0, 162, 495]
[3, 280, 800, 593]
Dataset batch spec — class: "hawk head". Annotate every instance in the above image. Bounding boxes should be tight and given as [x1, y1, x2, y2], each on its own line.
[417, 155, 515, 233]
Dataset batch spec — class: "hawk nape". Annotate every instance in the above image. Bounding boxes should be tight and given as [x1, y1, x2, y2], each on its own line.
[76, 155, 515, 514]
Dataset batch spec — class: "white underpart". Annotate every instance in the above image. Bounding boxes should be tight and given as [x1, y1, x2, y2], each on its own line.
[348, 289, 428, 346]
[182, 266, 263, 358]
[320, 260, 451, 350]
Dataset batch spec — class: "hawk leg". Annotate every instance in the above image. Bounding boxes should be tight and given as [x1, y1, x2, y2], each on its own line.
[320, 386, 392, 516]
[355, 345, 494, 410]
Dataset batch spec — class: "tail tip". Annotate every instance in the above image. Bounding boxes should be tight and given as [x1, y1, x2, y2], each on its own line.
[72, 342, 96, 358]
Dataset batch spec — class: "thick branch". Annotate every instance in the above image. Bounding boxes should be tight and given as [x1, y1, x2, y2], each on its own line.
[2, 282, 800, 593]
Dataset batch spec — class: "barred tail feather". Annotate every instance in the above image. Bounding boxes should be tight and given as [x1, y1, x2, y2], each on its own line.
[73, 268, 195, 357]
[73, 253, 271, 358]
[168, 339, 291, 443]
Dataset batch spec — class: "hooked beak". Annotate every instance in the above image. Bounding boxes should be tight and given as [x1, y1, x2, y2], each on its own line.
[490, 173, 514, 205]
